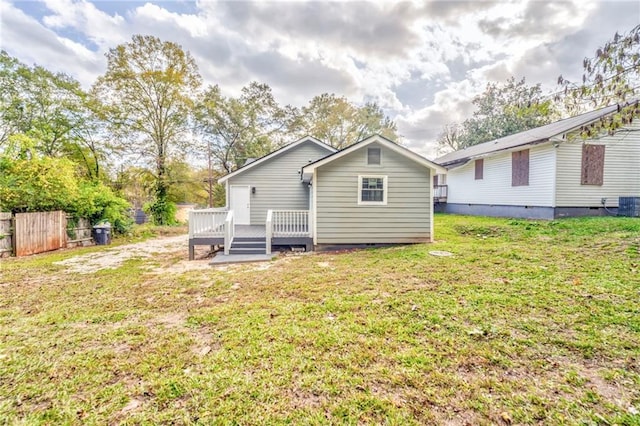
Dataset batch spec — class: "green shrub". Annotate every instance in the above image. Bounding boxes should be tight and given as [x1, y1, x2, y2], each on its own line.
[0, 155, 132, 234]
[143, 198, 177, 226]
[73, 182, 133, 234]
[0, 156, 79, 212]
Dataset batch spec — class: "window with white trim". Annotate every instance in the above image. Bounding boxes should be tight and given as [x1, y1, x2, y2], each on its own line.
[358, 175, 387, 205]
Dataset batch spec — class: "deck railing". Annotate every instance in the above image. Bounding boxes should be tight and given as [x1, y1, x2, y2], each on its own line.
[265, 210, 273, 255]
[265, 210, 311, 254]
[272, 210, 310, 237]
[224, 210, 234, 255]
[434, 184, 448, 201]
[188, 208, 228, 238]
[266, 210, 311, 254]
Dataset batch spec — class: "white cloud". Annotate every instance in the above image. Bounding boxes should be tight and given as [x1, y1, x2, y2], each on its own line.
[131, 3, 208, 38]
[1, 0, 638, 158]
[0, 0, 104, 85]
[396, 79, 480, 157]
[41, 0, 126, 47]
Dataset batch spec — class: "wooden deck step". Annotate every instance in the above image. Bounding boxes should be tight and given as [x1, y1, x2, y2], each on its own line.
[234, 236, 266, 243]
[229, 238, 266, 255]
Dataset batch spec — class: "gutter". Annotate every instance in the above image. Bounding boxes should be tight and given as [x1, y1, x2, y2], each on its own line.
[439, 138, 550, 169]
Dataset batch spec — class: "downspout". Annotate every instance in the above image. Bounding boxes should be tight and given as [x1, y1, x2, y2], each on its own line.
[551, 138, 560, 214]
[313, 169, 318, 246]
[225, 181, 229, 209]
[429, 168, 434, 242]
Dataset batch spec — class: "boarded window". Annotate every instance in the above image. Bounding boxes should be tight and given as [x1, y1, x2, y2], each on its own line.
[475, 159, 484, 180]
[367, 147, 381, 165]
[512, 149, 529, 186]
[581, 144, 605, 185]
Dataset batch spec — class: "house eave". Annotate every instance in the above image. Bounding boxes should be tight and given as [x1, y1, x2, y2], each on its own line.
[434, 101, 637, 166]
[302, 134, 447, 176]
[440, 138, 551, 169]
[218, 136, 336, 183]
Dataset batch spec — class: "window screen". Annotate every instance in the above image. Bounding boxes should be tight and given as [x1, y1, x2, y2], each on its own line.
[361, 177, 384, 202]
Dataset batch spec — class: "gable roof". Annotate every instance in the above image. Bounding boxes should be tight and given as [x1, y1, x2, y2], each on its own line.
[435, 103, 622, 167]
[218, 136, 336, 183]
[301, 134, 446, 182]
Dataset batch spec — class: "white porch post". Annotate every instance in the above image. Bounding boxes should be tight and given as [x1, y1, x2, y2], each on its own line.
[265, 210, 273, 255]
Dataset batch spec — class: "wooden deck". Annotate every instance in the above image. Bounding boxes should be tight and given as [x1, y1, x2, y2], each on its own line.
[234, 225, 266, 238]
[188, 209, 312, 260]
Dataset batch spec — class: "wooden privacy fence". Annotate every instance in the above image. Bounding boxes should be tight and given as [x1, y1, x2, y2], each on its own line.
[15, 211, 67, 257]
[0, 212, 12, 257]
[0, 211, 94, 257]
[65, 216, 93, 249]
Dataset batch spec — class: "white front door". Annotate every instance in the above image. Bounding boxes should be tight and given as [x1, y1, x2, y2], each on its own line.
[230, 185, 251, 225]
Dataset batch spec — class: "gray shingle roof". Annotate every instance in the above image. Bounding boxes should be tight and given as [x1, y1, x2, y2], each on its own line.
[435, 104, 620, 167]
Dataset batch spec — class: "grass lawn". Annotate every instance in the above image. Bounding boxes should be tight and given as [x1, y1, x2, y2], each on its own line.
[0, 214, 639, 425]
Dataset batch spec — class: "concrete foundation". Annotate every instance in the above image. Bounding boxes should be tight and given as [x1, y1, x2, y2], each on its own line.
[444, 203, 555, 219]
[443, 203, 620, 220]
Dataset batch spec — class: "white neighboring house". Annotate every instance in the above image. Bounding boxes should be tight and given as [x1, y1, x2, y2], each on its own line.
[434, 104, 640, 219]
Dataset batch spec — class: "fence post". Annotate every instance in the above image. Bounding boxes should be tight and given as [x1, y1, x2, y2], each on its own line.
[0, 212, 13, 257]
[11, 214, 16, 256]
[60, 211, 67, 248]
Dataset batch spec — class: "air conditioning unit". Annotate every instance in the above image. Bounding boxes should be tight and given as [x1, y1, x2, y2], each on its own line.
[618, 197, 640, 217]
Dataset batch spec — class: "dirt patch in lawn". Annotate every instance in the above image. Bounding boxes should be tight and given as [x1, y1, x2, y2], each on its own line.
[51, 235, 308, 275]
[53, 235, 213, 274]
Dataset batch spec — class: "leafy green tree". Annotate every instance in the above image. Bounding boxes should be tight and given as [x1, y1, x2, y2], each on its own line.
[438, 77, 557, 151]
[165, 160, 210, 205]
[75, 181, 132, 233]
[298, 94, 398, 149]
[113, 161, 212, 224]
[0, 136, 131, 232]
[0, 149, 79, 213]
[112, 166, 156, 210]
[94, 35, 202, 224]
[0, 52, 25, 144]
[196, 82, 297, 173]
[557, 24, 640, 135]
[0, 51, 107, 179]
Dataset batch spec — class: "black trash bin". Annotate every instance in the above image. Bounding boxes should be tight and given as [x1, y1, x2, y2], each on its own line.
[93, 223, 112, 245]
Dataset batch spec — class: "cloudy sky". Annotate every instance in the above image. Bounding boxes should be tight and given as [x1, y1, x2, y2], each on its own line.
[1, 0, 639, 158]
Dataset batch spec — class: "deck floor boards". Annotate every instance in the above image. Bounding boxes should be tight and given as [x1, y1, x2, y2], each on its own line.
[193, 225, 265, 239]
[234, 225, 266, 238]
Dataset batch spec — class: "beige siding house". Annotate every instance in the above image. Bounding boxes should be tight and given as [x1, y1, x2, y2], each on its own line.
[435, 103, 640, 219]
[218, 136, 335, 225]
[302, 136, 444, 246]
[189, 135, 445, 257]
